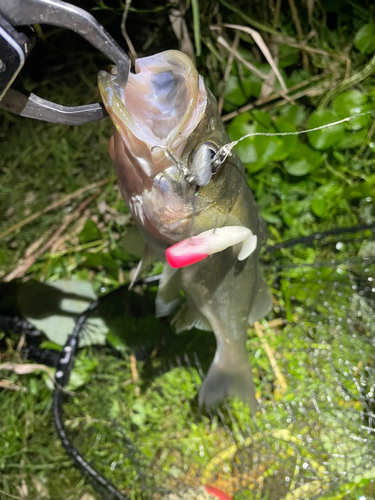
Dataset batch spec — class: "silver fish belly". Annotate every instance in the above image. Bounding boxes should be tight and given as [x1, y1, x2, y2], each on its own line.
[98, 50, 273, 410]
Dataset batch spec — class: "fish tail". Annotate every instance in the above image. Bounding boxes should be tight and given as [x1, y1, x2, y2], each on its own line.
[198, 342, 258, 412]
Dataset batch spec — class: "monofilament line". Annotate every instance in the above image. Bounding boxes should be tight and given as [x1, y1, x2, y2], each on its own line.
[212, 109, 375, 168]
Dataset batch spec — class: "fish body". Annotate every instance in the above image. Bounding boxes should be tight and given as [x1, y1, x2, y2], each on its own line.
[98, 50, 272, 410]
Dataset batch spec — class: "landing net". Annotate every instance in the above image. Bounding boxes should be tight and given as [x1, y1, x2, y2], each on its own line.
[53, 225, 375, 500]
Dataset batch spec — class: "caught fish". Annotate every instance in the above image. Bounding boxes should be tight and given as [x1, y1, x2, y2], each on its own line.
[98, 50, 272, 410]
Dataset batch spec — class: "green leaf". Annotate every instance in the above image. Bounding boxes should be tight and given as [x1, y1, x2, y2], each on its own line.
[39, 341, 62, 351]
[273, 116, 298, 161]
[279, 104, 306, 127]
[82, 252, 118, 276]
[228, 111, 289, 172]
[79, 219, 102, 244]
[109, 398, 121, 419]
[286, 69, 312, 88]
[313, 181, 342, 202]
[29, 378, 39, 396]
[354, 23, 375, 54]
[130, 400, 148, 429]
[227, 111, 252, 140]
[67, 357, 98, 391]
[311, 198, 327, 218]
[332, 89, 367, 108]
[307, 110, 346, 150]
[21, 279, 108, 347]
[332, 90, 372, 130]
[106, 330, 128, 353]
[337, 127, 370, 149]
[223, 75, 262, 111]
[261, 210, 282, 225]
[278, 44, 299, 68]
[244, 137, 281, 173]
[345, 181, 375, 200]
[283, 144, 323, 176]
[252, 109, 272, 128]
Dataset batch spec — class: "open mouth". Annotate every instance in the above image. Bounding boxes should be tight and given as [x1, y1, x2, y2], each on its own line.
[98, 50, 207, 163]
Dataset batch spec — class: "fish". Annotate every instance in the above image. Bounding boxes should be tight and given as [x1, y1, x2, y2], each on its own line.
[98, 50, 273, 410]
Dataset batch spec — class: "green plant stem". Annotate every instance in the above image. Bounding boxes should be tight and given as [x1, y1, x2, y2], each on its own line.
[191, 0, 201, 56]
[325, 160, 354, 186]
[319, 56, 375, 109]
[219, 0, 281, 36]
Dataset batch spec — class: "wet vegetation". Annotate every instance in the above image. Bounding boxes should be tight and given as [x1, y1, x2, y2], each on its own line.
[1, 1, 375, 499]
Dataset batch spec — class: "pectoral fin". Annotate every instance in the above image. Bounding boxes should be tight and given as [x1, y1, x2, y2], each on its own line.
[129, 244, 156, 289]
[155, 263, 181, 317]
[172, 302, 212, 333]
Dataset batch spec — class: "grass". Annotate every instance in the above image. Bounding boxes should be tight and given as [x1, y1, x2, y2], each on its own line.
[1, 0, 375, 499]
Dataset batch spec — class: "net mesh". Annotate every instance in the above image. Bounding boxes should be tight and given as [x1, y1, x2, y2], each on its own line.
[54, 228, 375, 500]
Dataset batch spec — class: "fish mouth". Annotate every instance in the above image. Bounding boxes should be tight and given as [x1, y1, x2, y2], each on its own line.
[98, 51, 207, 173]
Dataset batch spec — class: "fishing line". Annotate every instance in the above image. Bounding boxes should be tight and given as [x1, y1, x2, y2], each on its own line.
[189, 186, 200, 241]
[212, 109, 375, 167]
[151, 144, 189, 178]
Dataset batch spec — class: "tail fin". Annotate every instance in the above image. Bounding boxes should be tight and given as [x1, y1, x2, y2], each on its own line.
[198, 346, 258, 413]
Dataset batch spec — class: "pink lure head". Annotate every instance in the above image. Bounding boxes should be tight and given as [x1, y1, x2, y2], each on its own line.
[165, 226, 256, 268]
[165, 238, 208, 268]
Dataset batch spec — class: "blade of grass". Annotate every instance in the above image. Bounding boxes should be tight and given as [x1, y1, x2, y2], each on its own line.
[4, 191, 101, 281]
[218, 32, 240, 113]
[191, 0, 201, 57]
[220, 23, 287, 91]
[319, 55, 375, 109]
[0, 177, 113, 241]
[218, 0, 281, 37]
[215, 34, 271, 83]
[287, 0, 309, 70]
[121, 0, 138, 64]
[169, 0, 196, 63]
[222, 72, 332, 121]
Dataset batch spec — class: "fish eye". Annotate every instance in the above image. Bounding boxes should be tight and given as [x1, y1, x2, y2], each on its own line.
[207, 146, 217, 161]
[189, 142, 219, 187]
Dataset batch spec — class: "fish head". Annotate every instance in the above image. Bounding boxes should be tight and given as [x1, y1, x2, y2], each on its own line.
[98, 50, 256, 249]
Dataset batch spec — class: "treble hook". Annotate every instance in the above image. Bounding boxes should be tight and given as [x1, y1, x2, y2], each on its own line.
[151, 144, 189, 177]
